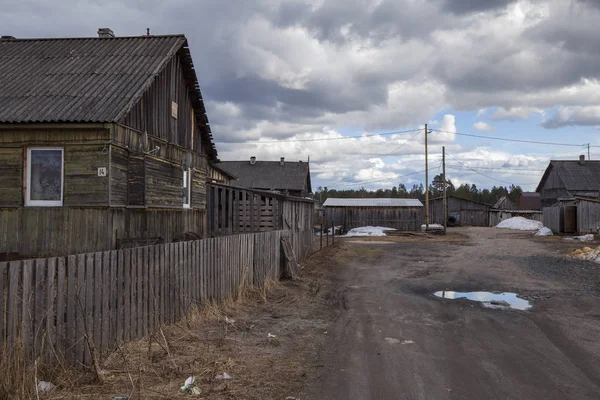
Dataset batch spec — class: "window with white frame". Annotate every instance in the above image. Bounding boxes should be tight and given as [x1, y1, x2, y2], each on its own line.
[183, 168, 191, 208]
[26, 147, 64, 206]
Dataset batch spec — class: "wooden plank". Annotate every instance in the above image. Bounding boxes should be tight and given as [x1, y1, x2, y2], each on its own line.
[93, 253, 102, 354]
[65, 256, 76, 363]
[143, 246, 149, 337]
[137, 247, 144, 339]
[159, 244, 166, 326]
[6, 261, 21, 355]
[213, 186, 219, 236]
[191, 241, 197, 305]
[148, 245, 155, 335]
[32, 259, 46, 360]
[75, 254, 85, 365]
[22, 259, 34, 360]
[110, 251, 118, 349]
[45, 258, 57, 363]
[56, 258, 66, 360]
[0, 262, 6, 358]
[227, 188, 233, 235]
[123, 249, 131, 342]
[101, 252, 110, 352]
[84, 254, 95, 365]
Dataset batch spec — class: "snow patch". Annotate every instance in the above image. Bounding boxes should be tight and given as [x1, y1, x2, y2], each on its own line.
[565, 234, 594, 242]
[340, 226, 396, 237]
[495, 217, 543, 231]
[535, 227, 553, 236]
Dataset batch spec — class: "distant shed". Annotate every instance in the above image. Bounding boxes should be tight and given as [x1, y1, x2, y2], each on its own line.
[429, 195, 490, 227]
[519, 192, 541, 210]
[323, 198, 424, 231]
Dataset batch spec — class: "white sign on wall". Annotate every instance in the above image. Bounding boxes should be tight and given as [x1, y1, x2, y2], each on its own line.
[171, 101, 178, 119]
[97, 167, 107, 177]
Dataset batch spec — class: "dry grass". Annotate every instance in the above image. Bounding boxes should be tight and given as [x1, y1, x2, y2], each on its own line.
[35, 246, 341, 400]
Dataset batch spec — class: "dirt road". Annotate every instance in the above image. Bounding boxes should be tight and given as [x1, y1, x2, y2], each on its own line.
[307, 227, 600, 400]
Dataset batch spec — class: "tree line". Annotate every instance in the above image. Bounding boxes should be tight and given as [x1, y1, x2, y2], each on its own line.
[316, 174, 523, 206]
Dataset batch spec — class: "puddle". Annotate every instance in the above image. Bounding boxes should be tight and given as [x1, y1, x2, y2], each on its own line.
[433, 291, 531, 310]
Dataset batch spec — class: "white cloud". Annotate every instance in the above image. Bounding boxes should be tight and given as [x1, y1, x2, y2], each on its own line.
[473, 121, 493, 131]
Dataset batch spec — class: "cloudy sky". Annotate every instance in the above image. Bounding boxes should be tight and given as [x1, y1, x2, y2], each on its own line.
[3, 0, 600, 191]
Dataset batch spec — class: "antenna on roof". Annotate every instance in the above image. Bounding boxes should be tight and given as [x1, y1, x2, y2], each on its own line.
[146, 28, 150, 36]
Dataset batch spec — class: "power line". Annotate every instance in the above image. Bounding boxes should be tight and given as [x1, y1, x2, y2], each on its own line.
[432, 129, 587, 147]
[446, 165, 546, 172]
[331, 161, 441, 188]
[214, 128, 422, 144]
[445, 153, 534, 185]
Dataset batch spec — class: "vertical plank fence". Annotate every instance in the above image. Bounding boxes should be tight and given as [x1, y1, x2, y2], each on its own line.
[0, 228, 314, 368]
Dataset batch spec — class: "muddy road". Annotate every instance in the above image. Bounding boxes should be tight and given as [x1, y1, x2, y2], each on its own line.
[307, 227, 600, 400]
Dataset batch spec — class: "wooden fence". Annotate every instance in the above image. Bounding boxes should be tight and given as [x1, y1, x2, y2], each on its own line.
[0, 229, 314, 367]
[207, 183, 315, 237]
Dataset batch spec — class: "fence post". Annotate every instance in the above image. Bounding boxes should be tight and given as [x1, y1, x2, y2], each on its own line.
[331, 218, 334, 245]
[326, 220, 329, 247]
[320, 222, 323, 250]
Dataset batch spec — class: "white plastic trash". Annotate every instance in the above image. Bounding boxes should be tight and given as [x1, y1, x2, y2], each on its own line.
[215, 372, 232, 380]
[37, 381, 55, 393]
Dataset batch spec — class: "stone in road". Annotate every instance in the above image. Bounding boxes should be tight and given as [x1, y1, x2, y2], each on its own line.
[308, 227, 600, 400]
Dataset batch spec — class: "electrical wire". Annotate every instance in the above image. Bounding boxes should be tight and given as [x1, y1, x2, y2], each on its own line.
[431, 129, 586, 147]
[214, 128, 422, 144]
[445, 153, 536, 185]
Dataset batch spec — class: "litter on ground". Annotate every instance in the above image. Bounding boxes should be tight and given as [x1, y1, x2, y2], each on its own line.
[267, 333, 277, 339]
[535, 227, 553, 236]
[495, 217, 543, 231]
[421, 223, 444, 231]
[340, 226, 396, 237]
[565, 234, 594, 242]
[37, 381, 55, 393]
[215, 373, 232, 381]
[569, 246, 600, 263]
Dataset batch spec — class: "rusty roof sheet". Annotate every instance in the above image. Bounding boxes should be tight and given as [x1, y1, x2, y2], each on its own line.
[0, 35, 186, 123]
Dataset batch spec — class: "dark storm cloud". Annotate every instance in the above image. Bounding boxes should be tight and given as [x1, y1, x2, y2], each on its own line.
[441, 0, 518, 15]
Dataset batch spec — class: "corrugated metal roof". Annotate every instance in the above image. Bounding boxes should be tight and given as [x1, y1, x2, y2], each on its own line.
[216, 161, 311, 193]
[537, 160, 600, 192]
[0, 35, 186, 123]
[323, 198, 423, 207]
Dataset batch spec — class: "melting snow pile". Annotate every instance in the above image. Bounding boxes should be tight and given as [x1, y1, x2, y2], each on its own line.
[535, 227, 553, 236]
[569, 246, 600, 263]
[496, 217, 543, 231]
[341, 226, 396, 237]
[421, 223, 444, 231]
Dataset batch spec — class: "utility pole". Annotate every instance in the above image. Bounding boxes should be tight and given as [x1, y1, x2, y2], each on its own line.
[443, 146, 447, 235]
[425, 124, 429, 229]
[588, 143, 591, 160]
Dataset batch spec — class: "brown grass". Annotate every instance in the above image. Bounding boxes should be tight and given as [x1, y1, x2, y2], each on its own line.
[36, 246, 340, 400]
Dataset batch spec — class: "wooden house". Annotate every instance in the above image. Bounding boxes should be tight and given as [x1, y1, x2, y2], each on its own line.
[429, 195, 490, 227]
[0, 30, 221, 258]
[217, 157, 312, 197]
[536, 156, 600, 208]
[323, 198, 424, 231]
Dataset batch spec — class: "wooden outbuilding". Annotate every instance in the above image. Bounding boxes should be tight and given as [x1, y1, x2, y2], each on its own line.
[0, 31, 221, 258]
[429, 195, 490, 227]
[323, 198, 424, 231]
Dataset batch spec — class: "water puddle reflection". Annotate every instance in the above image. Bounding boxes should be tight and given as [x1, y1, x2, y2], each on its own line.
[434, 291, 531, 310]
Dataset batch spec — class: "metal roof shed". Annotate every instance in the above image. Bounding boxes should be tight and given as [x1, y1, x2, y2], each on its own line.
[323, 198, 424, 232]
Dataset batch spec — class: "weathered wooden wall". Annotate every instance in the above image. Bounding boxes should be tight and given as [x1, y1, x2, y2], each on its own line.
[122, 53, 196, 151]
[0, 229, 315, 367]
[430, 197, 489, 227]
[538, 168, 570, 208]
[489, 210, 543, 227]
[325, 206, 424, 231]
[543, 206, 563, 233]
[577, 200, 600, 233]
[0, 208, 206, 259]
[207, 183, 315, 237]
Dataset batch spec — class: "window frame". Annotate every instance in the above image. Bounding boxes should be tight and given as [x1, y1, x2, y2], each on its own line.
[26, 146, 64, 207]
[183, 168, 192, 209]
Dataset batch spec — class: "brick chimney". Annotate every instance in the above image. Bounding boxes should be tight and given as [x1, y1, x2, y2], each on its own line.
[250, 156, 256, 165]
[280, 157, 285, 166]
[97, 28, 115, 38]
[580, 154, 586, 165]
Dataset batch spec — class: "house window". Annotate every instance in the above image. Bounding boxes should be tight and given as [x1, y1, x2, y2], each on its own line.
[26, 147, 64, 206]
[183, 169, 191, 208]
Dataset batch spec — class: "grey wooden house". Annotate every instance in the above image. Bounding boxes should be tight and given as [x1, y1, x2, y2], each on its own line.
[217, 157, 312, 197]
[429, 195, 490, 226]
[0, 30, 221, 258]
[536, 156, 600, 208]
